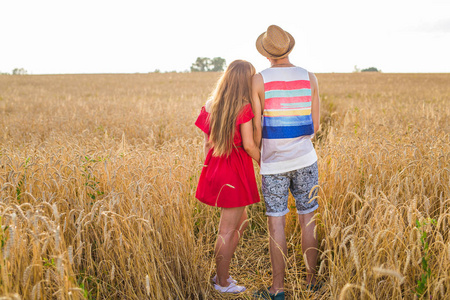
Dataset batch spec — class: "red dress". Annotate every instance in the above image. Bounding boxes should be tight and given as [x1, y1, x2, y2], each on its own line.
[195, 104, 260, 208]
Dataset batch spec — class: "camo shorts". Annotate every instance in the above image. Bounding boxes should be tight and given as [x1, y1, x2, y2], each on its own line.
[261, 162, 319, 217]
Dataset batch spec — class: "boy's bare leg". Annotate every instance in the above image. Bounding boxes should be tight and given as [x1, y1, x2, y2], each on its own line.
[298, 211, 318, 285]
[267, 215, 287, 294]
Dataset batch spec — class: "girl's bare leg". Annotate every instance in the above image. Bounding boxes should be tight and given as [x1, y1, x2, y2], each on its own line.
[215, 207, 247, 287]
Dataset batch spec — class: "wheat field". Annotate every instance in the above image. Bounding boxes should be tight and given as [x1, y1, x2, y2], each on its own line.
[0, 72, 449, 299]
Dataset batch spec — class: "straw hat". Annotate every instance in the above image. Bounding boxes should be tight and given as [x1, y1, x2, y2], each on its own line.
[256, 25, 295, 59]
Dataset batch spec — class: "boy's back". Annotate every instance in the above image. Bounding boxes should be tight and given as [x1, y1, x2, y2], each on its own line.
[259, 66, 317, 175]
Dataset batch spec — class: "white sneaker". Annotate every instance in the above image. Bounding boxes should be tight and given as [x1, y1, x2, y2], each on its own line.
[214, 282, 246, 294]
[212, 274, 237, 284]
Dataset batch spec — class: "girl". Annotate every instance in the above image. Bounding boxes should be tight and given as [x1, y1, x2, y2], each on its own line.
[195, 60, 261, 294]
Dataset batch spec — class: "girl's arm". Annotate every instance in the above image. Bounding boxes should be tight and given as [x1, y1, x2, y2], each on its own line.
[241, 120, 261, 165]
[203, 132, 212, 157]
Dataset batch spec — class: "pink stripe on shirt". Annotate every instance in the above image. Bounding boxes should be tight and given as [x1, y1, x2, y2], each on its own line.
[264, 80, 311, 91]
[265, 96, 311, 110]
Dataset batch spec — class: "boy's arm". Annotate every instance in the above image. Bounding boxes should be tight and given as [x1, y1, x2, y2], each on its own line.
[252, 74, 265, 149]
[309, 72, 320, 134]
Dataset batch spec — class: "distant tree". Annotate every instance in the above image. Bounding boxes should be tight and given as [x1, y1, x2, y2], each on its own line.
[153, 69, 160, 73]
[361, 67, 380, 72]
[190, 57, 226, 72]
[353, 65, 361, 73]
[210, 57, 226, 72]
[12, 68, 27, 75]
[191, 57, 211, 72]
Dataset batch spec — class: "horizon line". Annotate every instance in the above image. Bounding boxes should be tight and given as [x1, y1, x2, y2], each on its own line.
[1, 71, 450, 75]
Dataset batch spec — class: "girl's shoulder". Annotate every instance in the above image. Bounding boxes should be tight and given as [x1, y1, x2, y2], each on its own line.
[205, 99, 213, 113]
[237, 103, 254, 125]
[195, 102, 211, 134]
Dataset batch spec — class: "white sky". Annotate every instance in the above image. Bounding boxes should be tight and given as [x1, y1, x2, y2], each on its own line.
[1, 0, 449, 74]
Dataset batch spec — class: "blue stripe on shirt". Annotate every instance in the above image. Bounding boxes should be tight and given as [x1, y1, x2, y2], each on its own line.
[263, 124, 315, 139]
[263, 115, 313, 127]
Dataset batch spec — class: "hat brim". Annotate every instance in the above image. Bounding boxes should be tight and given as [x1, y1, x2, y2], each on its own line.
[255, 30, 295, 59]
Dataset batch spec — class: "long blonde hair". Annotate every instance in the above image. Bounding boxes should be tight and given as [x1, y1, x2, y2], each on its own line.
[208, 60, 256, 157]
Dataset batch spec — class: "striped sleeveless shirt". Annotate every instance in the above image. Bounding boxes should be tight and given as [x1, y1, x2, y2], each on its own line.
[260, 66, 317, 175]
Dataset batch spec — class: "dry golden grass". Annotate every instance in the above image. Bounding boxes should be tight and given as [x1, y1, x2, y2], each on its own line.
[0, 72, 449, 299]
